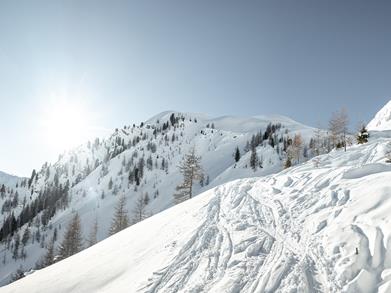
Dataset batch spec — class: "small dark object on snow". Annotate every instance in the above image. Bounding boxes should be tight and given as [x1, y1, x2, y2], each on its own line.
[355, 247, 359, 255]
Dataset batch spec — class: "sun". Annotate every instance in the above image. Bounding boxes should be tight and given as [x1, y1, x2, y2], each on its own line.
[42, 100, 91, 151]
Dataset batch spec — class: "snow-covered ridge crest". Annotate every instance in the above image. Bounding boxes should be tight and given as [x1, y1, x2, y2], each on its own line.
[0, 171, 26, 188]
[147, 111, 312, 134]
[0, 171, 16, 187]
[367, 99, 391, 131]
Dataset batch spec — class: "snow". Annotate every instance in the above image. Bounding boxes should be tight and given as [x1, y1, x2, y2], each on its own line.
[368, 100, 391, 131]
[342, 163, 391, 179]
[2, 131, 391, 293]
[0, 111, 317, 286]
[0, 171, 23, 187]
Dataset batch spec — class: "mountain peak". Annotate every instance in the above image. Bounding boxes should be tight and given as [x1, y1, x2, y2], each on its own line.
[367, 100, 391, 131]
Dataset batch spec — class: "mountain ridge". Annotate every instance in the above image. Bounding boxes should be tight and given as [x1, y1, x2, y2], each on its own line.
[2, 130, 391, 293]
[0, 111, 320, 286]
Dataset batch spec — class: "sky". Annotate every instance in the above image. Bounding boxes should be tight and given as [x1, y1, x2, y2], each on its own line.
[0, 0, 391, 176]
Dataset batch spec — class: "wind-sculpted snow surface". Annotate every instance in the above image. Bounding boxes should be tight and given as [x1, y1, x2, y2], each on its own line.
[2, 137, 391, 293]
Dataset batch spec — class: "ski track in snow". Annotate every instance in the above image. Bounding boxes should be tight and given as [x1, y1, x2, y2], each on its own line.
[140, 171, 338, 293]
[139, 139, 391, 292]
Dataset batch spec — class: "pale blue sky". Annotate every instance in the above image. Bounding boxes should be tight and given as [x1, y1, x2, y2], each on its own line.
[1, 0, 391, 176]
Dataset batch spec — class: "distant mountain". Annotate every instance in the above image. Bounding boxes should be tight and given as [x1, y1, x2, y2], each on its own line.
[0, 171, 30, 218]
[0, 171, 30, 221]
[367, 100, 391, 131]
[0, 111, 321, 286]
[3, 114, 391, 292]
[0, 171, 25, 188]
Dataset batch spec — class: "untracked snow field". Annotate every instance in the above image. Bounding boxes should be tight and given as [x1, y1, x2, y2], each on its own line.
[2, 137, 391, 293]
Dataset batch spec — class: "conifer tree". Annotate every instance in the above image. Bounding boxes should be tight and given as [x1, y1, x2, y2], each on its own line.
[0, 184, 5, 198]
[108, 177, 113, 190]
[13, 233, 20, 260]
[174, 148, 203, 204]
[28, 169, 36, 188]
[170, 113, 176, 126]
[134, 167, 140, 186]
[234, 147, 241, 162]
[357, 125, 369, 144]
[53, 227, 58, 242]
[250, 145, 259, 171]
[205, 175, 210, 186]
[21, 228, 30, 246]
[144, 192, 150, 205]
[109, 195, 129, 235]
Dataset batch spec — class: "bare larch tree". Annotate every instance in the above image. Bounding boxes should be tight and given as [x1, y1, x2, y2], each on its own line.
[109, 195, 129, 235]
[58, 213, 83, 260]
[174, 147, 203, 204]
[329, 108, 349, 151]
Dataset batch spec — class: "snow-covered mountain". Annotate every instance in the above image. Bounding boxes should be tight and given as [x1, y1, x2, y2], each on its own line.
[0, 171, 30, 210]
[0, 171, 30, 233]
[2, 126, 391, 293]
[367, 100, 391, 131]
[0, 111, 319, 286]
[0, 171, 25, 188]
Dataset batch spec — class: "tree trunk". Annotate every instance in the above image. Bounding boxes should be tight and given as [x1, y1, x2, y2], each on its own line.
[189, 167, 194, 198]
[344, 131, 347, 152]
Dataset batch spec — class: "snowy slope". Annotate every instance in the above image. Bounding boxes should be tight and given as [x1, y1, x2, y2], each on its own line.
[0, 171, 30, 215]
[0, 172, 21, 187]
[0, 171, 30, 224]
[368, 100, 391, 131]
[2, 133, 391, 293]
[0, 111, 318, 285]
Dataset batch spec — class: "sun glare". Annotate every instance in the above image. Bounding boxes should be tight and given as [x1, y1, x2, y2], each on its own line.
[42, 100, 91, 151]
